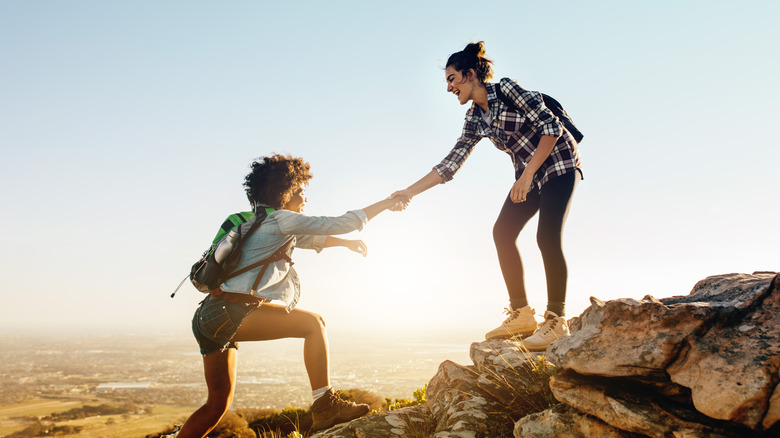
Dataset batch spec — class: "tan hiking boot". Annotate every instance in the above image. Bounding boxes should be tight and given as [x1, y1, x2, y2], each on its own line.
[310, 389, 370, 431]
[520, 311, 570, 351]
[485, 306, 538, 340]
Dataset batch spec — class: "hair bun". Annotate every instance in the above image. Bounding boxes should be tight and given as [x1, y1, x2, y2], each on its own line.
[463, 41, 486, 58]
[446, 41, 494, 83]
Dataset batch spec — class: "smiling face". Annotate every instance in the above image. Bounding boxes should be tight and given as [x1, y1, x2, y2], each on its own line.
[445, 66, 476, 105]
[281, 184, 307, 213]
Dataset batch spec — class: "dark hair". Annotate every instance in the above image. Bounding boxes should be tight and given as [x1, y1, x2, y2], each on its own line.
[243, 154, 313, 210]
[445, 41, 494, 83]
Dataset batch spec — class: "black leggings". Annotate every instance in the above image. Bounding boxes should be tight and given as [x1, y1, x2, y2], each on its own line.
[492, 170, 579, 316]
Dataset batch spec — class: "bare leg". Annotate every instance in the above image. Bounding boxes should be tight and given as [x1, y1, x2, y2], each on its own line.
[232, 303, 329, 390]
[178, 349, 237, 438]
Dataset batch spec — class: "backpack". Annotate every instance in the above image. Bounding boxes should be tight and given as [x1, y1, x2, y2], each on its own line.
[170, 208, 293, 297]
[494, 80, 584, 143]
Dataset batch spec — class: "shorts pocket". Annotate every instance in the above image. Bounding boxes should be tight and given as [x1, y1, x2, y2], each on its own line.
[197, 301, 238, 341]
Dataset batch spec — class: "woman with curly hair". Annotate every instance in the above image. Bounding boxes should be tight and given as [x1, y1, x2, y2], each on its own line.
[391, 41, 583, 351]
[179, 154, 400, 437]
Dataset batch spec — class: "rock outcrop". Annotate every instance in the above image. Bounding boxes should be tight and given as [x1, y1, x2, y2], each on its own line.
[314, 339, 559, 437]
[314, 272, 780, 437]
[540, 271, 780, 437]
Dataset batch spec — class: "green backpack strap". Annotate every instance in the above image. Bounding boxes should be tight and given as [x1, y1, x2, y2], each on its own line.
[212, 211, 253, 245]
[210, 208, 276, 245]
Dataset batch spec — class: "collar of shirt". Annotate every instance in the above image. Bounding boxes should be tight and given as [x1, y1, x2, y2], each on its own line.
[465, 83, 502, 125]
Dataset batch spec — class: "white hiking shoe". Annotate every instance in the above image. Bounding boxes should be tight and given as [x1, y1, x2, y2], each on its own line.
[521, 311, 570, 351]
[485, 306, 538, 340]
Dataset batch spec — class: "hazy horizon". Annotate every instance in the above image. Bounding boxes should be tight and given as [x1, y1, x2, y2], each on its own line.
[0, 323, 486, 345]
[0, 329, 475, 408]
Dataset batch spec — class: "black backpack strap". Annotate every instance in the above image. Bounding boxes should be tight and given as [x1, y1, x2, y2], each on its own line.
[538, 94, 584, 143]
[495, 81, 549, 116]
[495, 79, 584, 143]
[248, 238, 295, 296]
[214, 238, 294, 298]
[226, 237, 295, 279]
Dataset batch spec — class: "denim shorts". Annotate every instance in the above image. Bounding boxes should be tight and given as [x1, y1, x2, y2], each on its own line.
[191, 294, 260, 355]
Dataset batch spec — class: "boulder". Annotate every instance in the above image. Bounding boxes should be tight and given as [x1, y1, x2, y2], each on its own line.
[514, 403, 632, 438]
[547, 294, 715, 378]
[426, 353, 553, 438]
[314, 341, 557, 438]
[550, 370, 747, 437]
[548, 272, 780, 435]
[427, 360, 501, 437]
[313, 404, 434, 438]
[666, 274, 780, 429]
[469, 339, 557, 414]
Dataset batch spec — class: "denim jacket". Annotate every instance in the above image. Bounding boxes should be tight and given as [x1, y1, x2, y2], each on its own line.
[219, 208, 369, 312]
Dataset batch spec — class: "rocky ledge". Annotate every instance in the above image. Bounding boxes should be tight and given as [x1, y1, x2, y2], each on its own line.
[314, 271, 780, 437]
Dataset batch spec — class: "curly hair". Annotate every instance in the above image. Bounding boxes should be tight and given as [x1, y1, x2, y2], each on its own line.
[446, 41, 494, 83]
[243, 154, 313, 210]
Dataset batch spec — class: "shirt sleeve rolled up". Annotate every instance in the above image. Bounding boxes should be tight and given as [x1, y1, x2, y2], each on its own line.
[433, 121, 482, 182]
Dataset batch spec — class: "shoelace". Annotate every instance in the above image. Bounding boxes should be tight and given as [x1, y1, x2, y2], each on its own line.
[537, 318, 558, 336]
[502, 307, 521, 323]
[328, 391, 358, 407]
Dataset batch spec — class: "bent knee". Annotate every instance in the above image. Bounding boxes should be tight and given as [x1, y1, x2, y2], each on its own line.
[314, 313, 326, 330]
[303, 311, 327, 333]
[492, 224, 503, 244]
[493, 223, 512, 246]
[204, 392, 232, 416]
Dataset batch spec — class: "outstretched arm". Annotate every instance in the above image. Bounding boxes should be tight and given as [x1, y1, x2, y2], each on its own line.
[361, 197, 399, 220]
[390, 169, 444, 209]
[319, 197, 400, 257]
[323, 236, 368, 257]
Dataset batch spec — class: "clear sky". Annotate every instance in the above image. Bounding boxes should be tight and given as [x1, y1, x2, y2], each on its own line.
[1, 1, 778, 339]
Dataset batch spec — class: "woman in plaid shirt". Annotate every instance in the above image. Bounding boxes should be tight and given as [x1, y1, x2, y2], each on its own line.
[392, 41, 582, 351]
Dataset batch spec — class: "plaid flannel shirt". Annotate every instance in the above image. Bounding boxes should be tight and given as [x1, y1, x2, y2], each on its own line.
[433, 78, 582, 191]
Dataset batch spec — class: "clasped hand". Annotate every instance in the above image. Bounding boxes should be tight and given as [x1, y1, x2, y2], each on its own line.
[388, 189, 412, 211]
[340, 192, 409, 257]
